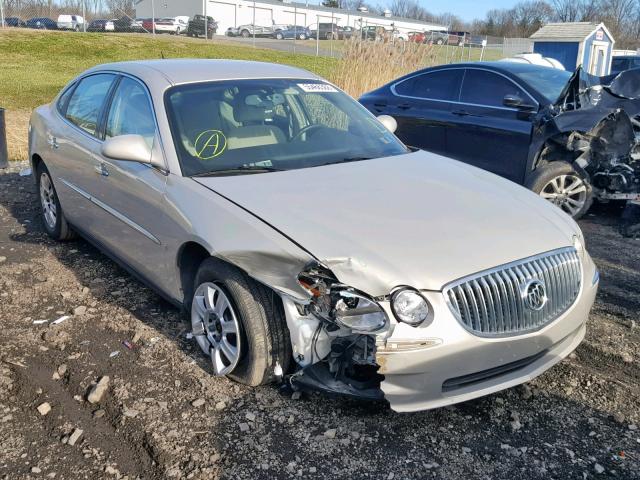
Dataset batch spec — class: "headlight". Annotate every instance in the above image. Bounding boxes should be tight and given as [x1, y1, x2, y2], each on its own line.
[391, 287, 430, 326]
[333, 289, 387, 332]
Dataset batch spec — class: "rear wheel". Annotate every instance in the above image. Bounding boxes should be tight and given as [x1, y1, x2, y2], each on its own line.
[299, 33, 306, 40]
[190, 258, 291, 386]
[276, 32, 283, 40]
[526, 161, 593, 219]
[37, 163, 76, 240]
[241, 29, 250, 38]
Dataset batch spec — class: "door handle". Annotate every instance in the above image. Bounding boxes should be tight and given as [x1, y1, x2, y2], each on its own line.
[397, 103, 411, 110]
[451, 109, 471, 116]
[94, 163, 109, 177]
[47, 136, 59, 149]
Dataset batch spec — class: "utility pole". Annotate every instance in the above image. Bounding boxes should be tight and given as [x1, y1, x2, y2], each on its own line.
[82, 0, 86, 32]
[252, 0, 256, 48]
[203, 0, 207, 40]
[0, 0, 5, 30]
[151, 0, 155, 35]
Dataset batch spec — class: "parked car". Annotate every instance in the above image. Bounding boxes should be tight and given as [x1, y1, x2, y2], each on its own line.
[227, 24, 273, 38]
[156, 16, 189, 35]
[3, 17, 26, 27]
[360, 62, 640, 220]
[187, 15, 217, 38]
[426, 30, 449, 45]
[611, 55, 640, 75]
[340, 25, 356, 39]
[358, 25, 383, 41]
[141, 18, 156, 32]
[309, 22, 345, 40]
[56, 14, 84, 31]
[29, 59, 597, 412]
[87, 19, 115, 32]
[449, 31, 470, 45]
[408, 31, 426, 43]
[25, 17, 57, 30]
[273, 25, 310, 40]
[391, 30, 409, 41]
[113, 16, 145, 33]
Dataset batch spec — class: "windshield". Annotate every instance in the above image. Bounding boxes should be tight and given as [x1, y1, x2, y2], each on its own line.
[165, 79, 407, 176]
[512, 68, 573, 103]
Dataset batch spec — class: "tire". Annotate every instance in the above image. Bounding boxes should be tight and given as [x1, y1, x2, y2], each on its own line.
[525, 161, 593, 220]
[190, 257, 291, 386]
[436, 38, 444, 45]
[299, 33, 306, 40]
[241, 29, 250, 38]
[36, 163, 76, 241]
[276, 32, 283, 40]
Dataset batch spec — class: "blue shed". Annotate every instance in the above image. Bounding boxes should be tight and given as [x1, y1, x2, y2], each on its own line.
[530, 22, 615, 75]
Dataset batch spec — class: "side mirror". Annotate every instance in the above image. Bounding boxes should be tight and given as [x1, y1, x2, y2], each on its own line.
[377, 114, 397, 133]
[101, 134, 152, 164]
[503, 94, 536, 111]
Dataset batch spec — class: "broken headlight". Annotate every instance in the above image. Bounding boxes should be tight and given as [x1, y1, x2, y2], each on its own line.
[390, 287, 430, 326]
[297, 263, 388, 333]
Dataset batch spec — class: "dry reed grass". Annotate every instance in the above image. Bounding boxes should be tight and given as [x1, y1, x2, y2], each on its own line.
[329, 38, 434, 98]
[5, 109, 30, 162]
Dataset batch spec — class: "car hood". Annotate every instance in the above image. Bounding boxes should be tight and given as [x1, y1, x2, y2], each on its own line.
[194, 151, 578, 295]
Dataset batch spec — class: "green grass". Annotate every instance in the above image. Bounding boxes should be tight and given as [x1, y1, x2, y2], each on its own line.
[0, 30, 337, 110]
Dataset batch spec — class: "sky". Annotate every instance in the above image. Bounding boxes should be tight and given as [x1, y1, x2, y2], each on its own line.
[421, 0, 518, 21]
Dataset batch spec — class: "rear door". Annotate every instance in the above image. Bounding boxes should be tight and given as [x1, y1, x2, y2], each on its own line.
[52, 73, 118, 230]
[385, 68, 463, 155]
[446, 68, 535, 183]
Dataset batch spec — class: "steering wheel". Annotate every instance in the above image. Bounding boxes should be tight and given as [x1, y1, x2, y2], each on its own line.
[290, 124, 326, 142]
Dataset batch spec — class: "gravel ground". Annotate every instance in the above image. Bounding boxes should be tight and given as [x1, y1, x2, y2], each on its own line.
[0, 161, 639, 480]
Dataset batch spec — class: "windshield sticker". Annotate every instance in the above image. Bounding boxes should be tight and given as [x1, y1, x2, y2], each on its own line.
[194, 129, 227, 160]
[297, 83, 338, 93]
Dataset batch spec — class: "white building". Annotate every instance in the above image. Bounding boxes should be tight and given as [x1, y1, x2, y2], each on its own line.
[134, 0, 447, 35]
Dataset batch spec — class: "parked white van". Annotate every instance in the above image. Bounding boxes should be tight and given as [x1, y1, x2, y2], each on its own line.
[56, 14, 85, 31]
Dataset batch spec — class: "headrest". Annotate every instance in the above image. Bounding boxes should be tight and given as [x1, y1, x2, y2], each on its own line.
[233, 93, 274, 123]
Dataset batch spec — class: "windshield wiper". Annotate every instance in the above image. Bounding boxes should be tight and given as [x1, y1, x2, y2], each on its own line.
[192, 165, 283, 177]
[318, 156, 374, 167]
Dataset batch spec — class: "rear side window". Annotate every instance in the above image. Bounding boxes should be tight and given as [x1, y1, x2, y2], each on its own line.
[394, 70, 463, 101]
[612, 58, 629, 71]
[65, 74, 116, 137]
[460, 69, 527, 108]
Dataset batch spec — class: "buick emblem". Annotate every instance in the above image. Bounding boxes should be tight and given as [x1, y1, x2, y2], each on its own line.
[522, 280, 547, 311]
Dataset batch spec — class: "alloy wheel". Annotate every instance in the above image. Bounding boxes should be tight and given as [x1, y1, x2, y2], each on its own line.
[191, 282, 241, 376]
[39, 172, 57, 230]
[540, 174, 587, 216]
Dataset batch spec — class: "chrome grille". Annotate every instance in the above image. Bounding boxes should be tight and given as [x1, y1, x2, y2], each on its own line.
[443, 247, 582, 336]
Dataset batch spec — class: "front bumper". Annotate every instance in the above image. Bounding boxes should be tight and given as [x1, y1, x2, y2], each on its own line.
[378, 253, 598, 412]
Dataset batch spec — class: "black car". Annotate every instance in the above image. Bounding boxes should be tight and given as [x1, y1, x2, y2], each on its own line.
[113, 16, 144, 33]
[25, 17, 57, 29]
[611, 55, 640, 75]
[187, 15, 217, 39]
[360, 62, 640, 219]
[309, 23, 345, 40]
[87, 19, 111, 32]
[4, 17, 26, 27]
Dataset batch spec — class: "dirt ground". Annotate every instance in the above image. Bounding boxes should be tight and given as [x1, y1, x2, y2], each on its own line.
[0, 161, 639, 480]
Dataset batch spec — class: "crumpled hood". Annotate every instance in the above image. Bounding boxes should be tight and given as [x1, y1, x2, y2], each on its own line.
[195, 151, 578, 295]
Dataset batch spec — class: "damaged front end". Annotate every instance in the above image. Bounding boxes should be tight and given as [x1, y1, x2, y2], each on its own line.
[540, 67, 640, 234]
[284, 262, 388, 400]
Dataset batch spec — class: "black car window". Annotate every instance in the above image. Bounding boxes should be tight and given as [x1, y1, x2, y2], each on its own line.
[106, 77, 156, 145]
[612, 58, 629, 71]
[460, 69, 527, 108]
[394, 69, 463, 101]
[65, 74, 116, 137]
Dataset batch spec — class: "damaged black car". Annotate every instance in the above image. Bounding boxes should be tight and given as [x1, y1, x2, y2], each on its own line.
[360, 62, 640, 233]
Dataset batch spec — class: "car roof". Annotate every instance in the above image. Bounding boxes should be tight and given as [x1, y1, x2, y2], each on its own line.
[433, 61, 564, 75]
[85, 59, 319, 86]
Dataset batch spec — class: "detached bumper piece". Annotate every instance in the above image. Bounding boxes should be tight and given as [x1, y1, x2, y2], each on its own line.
[290, 362, 384, 401]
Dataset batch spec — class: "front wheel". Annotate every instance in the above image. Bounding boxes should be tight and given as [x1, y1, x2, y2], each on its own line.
[526, 161, 593, 219]
[241, 29, 250, 38]
[276, 32, 283, 40]
[190, 258, 291, 386]
[299, 33, 306, 40]
[37, 163, 76, 240]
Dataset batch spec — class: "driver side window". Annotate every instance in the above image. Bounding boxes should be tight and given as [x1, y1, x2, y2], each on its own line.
[105, 77, 156, 145]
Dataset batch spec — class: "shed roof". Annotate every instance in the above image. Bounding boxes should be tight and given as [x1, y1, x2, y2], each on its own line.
[530, 22, 603, 41]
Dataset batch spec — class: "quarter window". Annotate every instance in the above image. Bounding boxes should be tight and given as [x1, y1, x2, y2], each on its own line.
[65, 74, 116, 137]
[106, 77, 156, 145]
[460, 69, 528, 108]
[394, 69, 463, 101]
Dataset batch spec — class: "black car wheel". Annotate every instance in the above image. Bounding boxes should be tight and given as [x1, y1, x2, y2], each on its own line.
[299, 33, 306, 40]
[190, 257, 291, 385]
[241, 29, 250, 38]
[436, 38, 444, 45]
[526, 161, 593, 219]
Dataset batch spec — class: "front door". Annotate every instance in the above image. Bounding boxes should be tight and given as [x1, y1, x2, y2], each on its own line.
[388, 68, 464, 155]
[90, 75, 169, 283]
[446, 68, 535, 183]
